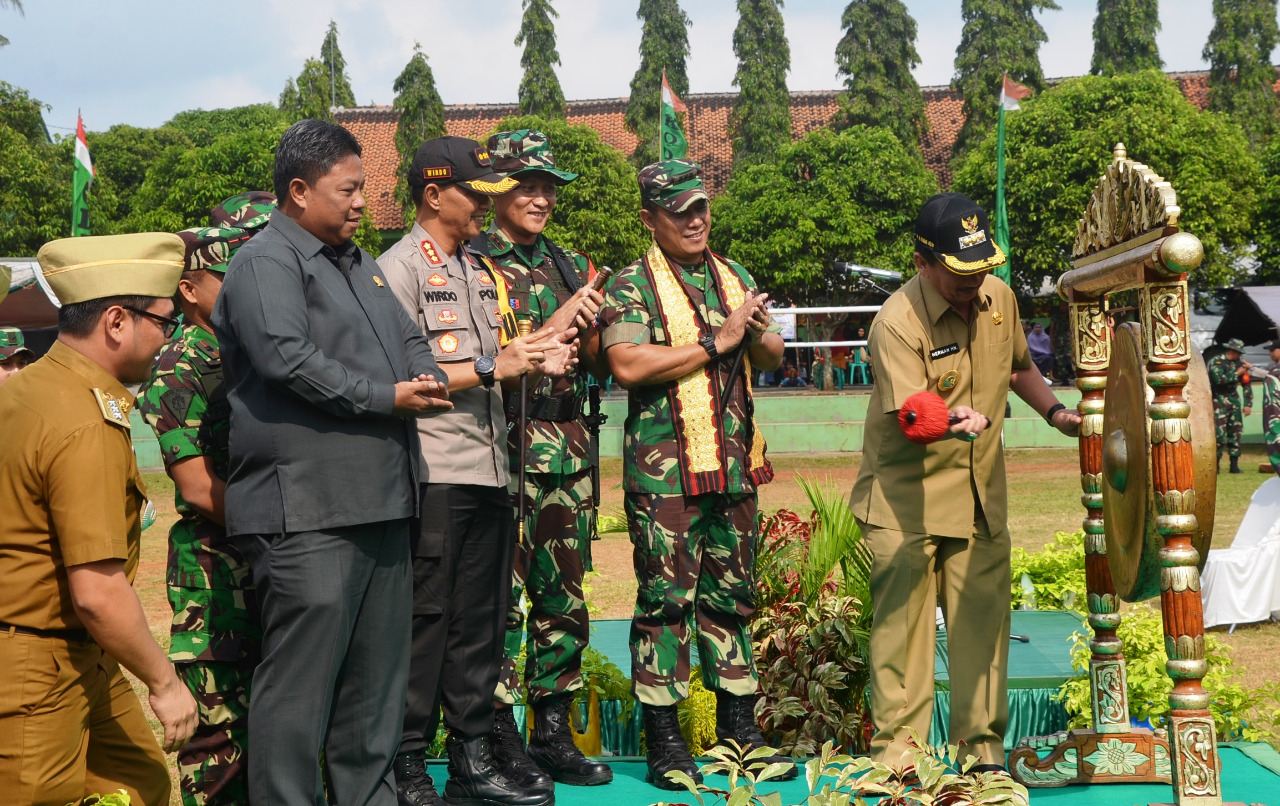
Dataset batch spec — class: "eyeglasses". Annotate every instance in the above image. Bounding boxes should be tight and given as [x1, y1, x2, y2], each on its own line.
[122, 306, 181, 338]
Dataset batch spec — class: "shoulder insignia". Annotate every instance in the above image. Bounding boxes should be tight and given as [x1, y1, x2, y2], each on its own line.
[420, 239, 445, 267]
[427, 273, 448, 287]
[437, 333, 460, 354]
[93, 388, 132, 429]
[437, 309, 459, 324]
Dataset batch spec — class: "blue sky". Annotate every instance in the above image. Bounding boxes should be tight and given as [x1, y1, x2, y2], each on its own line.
[0, 0, 1255, 136]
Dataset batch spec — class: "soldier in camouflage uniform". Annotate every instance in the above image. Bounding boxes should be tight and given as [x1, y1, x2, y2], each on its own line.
[597, 160, 797, 790]
[0, 325, 36, 387]
[1261, 340, 1280, 475]
[209, 190, 276, 231]
[477, 130, 613, 787]
[1207, 337, 1254, 474]
[138, 210, 271, 806]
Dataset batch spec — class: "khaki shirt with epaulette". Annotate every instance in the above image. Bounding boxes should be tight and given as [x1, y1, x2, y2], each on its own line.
[850, 273, 1031, 538]
[0, 341, 146, 630]
[380, 223, 509, 488]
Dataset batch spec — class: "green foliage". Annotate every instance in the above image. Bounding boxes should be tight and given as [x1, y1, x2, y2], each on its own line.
[280, 21, 356, 123]
[78, 124, 195, 229]
[729, 0, 792, 169]
[0, 80, 48, 143]
[393, 44, 447, 221]
[676, 669, 720, 756]
[354, 214, 384, 258]
[517, 0, 567, 120]
[1091, 0, 1162, 77]
[81, 792, 131, 806]
[1253, 136, 1280, 282]
[655, 733, 1030, 806]
[0, 122, 68, 253]
[1009, 529, 1087, 610]
[320, 20, 357, 109]
[488, 114, 649, 271]
[1057, 602, 1280, 747]
[951, 70, 1260, 294]
[1203, 0, 1280, 148]
[832, 0, 926, 151]
[0, 0, 22, 49]
[711, 125, 937, 310]
[950, 0, 1060, 166]
[625, 0, 692, 166]
[165, 105, 288, 148]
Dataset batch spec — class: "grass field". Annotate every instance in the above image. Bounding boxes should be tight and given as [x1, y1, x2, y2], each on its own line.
[130, 446, 1280, 802]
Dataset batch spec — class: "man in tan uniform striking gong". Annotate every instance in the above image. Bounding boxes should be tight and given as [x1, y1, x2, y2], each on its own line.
[850, 193, 1080, 773]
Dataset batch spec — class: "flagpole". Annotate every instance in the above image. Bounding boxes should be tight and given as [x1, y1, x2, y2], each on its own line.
[993, 93, 1012, 284]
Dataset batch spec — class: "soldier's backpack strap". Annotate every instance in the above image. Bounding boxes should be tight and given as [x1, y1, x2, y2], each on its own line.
[544, 238, 584, 294]
[465, 245, 518, 346]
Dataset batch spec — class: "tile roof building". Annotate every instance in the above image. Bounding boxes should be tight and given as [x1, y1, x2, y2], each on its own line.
[335, 68, 1260, 233]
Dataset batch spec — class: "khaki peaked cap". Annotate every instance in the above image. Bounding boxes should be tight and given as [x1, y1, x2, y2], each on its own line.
[37, 233, 185, 305]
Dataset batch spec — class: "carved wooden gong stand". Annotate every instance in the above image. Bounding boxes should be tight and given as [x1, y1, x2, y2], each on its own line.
[1008, 145, 1229, 806]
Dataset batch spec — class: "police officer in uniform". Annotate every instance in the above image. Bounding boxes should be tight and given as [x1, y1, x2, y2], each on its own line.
[380, 136, 580, 806]
[849, 193, 1079, 774]
[477, 129, 611, 788]
[0, 233, 198, 805]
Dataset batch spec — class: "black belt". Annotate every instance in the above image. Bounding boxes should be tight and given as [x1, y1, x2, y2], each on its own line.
[526, 393, 585, 423]
[0, 620, 91, 642]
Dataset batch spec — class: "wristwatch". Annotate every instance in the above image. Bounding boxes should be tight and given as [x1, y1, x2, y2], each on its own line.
[699, 334, 719, 360]
[475, 355, 497, 389]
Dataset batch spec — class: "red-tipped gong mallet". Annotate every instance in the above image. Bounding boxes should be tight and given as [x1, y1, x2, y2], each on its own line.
[898, 391, 989, 445]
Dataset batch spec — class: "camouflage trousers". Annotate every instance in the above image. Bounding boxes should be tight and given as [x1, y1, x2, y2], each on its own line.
[175, 651, 257, 806]
[496, 468, 593, 706]
[1265, 375, 1280, 474]
[1214, 395, 1245, 458]
[626, 491, 759, 706]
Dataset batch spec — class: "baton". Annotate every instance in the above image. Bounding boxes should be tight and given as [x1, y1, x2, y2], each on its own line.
[516, 318, 534, 546]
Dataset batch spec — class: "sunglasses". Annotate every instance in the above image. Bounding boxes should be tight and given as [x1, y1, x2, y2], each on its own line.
[123, 306, 181, 339]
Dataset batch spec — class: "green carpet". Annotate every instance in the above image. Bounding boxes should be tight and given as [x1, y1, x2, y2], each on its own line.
[426, 743, 1278, 804]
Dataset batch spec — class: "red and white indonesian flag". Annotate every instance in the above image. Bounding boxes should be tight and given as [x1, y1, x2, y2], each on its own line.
[661, 71, 687, 114]
[1000, 74, 1032, 111]
[75, 114, 94, 185]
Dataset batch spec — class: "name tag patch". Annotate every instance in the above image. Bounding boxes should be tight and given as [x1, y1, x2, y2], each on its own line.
[930, 343, 960, 360]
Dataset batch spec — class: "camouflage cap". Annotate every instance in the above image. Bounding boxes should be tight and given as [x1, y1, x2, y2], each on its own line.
[638, 159, 708, 213]
[1219, 337, 1247, 353]
[209, 191, 276, 231]
[488, 129, 578, 184]
[177, 226, 254, 274]
[0, 326, 34, 361]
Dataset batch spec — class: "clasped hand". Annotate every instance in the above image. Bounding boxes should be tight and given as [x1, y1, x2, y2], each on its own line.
[497, 326, 580, 380]
[393, 374, 452, 416]
[714, 291, 772, 354]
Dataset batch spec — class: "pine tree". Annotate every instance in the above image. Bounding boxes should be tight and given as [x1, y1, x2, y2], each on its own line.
[393, 43, 447, 222]
[1203, 0, 1280, 148]
[320, 20, 357, 109]
[951, 0, 1060, 165]
[1090, 0, 1162, 76]
[729, 0, 792, 168]
[517, 0, 567, 118]
[625, 0, 692, 166]
[832, 0, 926, 150]
[279, 21, 356, 121]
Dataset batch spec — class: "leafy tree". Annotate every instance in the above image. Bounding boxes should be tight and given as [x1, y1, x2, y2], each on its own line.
[0, 80, 48, 143]
[711, 125, 938, 381]
[517, 0, 567, 119]
[832, 0, 926, 150]
[487, 114, 650, 271]
[951, 0, 1060, 166]
[0, 123, 66, 254]
[1090, 0, 1162, 76]
[729, 0, 792, 168]
[625, 0, 692, 166]
[1252, 136, 1280, 283]
[279, 21, 357, 121]
[1, 0, 22, 48]
[79, 124, 194, 229]
[1203, 0, 1280, 148]
[393, 44, 447, 222]
[165, 104, 288, 148]
[951, 70, 1260, 294]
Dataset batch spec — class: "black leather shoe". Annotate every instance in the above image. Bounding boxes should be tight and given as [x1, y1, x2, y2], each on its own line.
[394, 750, 446, 806]
[490, 707, 555, 793]
[527, 694, 613, 786]
[643, 704, 702, 790]
[712, 691, 798, 781]
[444, 734, 554, 806]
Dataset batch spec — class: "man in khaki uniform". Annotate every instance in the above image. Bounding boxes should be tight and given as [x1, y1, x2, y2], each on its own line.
[850, 193, 1079, 773]
[380, 136, 578, 806]
[0, 233, 198, 805]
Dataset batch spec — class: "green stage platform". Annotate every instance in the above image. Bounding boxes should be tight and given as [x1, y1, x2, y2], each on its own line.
[553, 612, 1084, 756]
[423, 743, 1280, 805]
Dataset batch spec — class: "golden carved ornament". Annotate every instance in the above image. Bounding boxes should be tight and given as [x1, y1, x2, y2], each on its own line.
[1072, 144, 1181, 260]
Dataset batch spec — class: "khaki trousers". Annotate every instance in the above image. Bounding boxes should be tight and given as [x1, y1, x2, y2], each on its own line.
[860, 518, 1011, 767]
[0, 631, 171, 806]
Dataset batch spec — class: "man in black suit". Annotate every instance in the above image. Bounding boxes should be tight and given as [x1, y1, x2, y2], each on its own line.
[212, 119, 452, 806]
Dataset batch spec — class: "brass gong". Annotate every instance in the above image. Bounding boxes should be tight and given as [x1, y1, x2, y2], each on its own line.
[1101, 323, 1216, 601]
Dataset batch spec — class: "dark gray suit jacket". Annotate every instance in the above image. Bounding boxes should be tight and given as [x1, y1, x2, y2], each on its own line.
[212, 213, 445, 536]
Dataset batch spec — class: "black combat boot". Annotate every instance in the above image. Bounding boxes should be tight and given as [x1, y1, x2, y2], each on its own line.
[712, 691, 799, 781]
[443, 733, 554, 806]
[642, 704, 702, 790]
[394, 750, 446, 806]
[527, 694, 613, 786]
[1230, 455, 1242, 473]
[490, 706, 555, 793]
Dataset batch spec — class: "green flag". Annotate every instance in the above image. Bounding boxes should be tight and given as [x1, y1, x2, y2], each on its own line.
[660, 70, 687, 160]
[72, 113, 94, 237]
[993, 74, 1030, 285]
